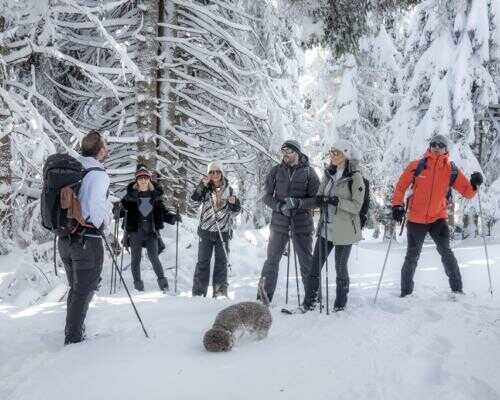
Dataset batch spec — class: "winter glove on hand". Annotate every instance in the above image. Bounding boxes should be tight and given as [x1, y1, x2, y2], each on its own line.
[175, 213, 182, 223]
[279, 203, 292, 217]
[470, 172, 483, 190]
[283, 197, 300, 210]
[392, 205, 405, 223]
[316, 195, 327, 205]
[326, 196, 339, 206]
[273, 201, 284, 213]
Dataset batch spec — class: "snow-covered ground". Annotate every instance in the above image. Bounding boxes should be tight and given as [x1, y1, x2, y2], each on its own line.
[1, 220, 500, 400]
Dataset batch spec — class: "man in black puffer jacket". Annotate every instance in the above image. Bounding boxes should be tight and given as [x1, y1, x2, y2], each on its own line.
[259, 140, 320, 302]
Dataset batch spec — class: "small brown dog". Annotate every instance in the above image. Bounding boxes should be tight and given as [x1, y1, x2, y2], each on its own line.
[203, 279, 272, 352]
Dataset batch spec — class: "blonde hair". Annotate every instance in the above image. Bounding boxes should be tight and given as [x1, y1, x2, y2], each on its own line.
[133, 181, 155, 191]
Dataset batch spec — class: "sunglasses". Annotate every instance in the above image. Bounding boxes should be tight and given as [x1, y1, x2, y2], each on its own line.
[329, 149, 344, 157]
[430, 142, 446, 149]
[208, 170, 221, 175]
[281, 148, 296, 155]
[137, 175, 150, 181]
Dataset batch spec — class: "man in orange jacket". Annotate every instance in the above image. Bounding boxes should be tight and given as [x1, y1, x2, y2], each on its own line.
[392, 134, 483, 297]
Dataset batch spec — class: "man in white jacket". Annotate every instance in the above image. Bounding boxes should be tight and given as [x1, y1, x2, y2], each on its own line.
[58, 131, 112, 345]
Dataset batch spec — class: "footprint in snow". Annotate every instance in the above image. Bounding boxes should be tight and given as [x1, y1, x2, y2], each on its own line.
[423, 308, 443, 322]
[427, 335, 452, 356]
[376, 301, 407, 315]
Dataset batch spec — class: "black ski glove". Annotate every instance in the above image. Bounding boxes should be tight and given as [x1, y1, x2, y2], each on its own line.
[326, 196, 339, 206]
[470, 172, 483, 190]
[316, 195, 327, 205]
[392, 205, 405, 223]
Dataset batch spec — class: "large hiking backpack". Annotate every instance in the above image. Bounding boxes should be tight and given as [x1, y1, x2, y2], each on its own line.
[41, 153, 103, 236]
[348, 176, 370, 228]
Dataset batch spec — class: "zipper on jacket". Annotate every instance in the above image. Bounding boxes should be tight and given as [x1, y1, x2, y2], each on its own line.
[425, 156, 438, 221]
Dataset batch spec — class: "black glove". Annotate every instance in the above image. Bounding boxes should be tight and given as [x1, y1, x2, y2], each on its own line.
[280, 204, 292, 217]
[392, 205, 405, 223]
[316, 195, 327, 205]
[326, 196, 339, 206]
[274, 201, 284, 213]
[283, 197, 300, 210]
[470, 172, 483, 190]
[174, 213, 182, 223]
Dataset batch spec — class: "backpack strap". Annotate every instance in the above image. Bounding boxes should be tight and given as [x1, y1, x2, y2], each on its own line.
[412, 157, 427, 180]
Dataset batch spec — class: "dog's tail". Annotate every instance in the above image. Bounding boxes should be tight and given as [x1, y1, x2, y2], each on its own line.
[257, 277, 270, 307]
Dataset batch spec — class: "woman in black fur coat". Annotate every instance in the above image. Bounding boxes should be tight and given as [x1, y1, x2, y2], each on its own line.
[120, 165, 180, 291]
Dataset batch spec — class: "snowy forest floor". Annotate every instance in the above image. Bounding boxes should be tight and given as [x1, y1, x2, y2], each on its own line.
[1, 219, 500, 400]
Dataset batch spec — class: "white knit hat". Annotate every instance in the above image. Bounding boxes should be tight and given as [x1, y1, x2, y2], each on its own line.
[207, 160, 224, 176]
[330, 139, 361, 160]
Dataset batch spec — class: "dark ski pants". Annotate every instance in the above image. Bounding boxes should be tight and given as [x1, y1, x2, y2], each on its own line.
[192, 236, 228, 297]
[58, 236, 103, 344]
[259, 229, 312, 302]
[303, 236, 352, 309]
[401, 219, 462, 295]
[129, 231, 167, 288]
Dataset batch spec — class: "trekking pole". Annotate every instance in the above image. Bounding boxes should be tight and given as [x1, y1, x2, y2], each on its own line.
[118, 210, 128, 291]
[285, 233, 291, 305]
[323, 203, 330, 315]
[318, 207, 323, 313]
[175, 205, 180, 295]
[53, 235, 58, 277]
[100, 232, 150, 338]
[477, 190, 494, 297]
[110, 218, 119, 295]
[290, 219, 300, 306]
[374, 223, 395, 304]
[113, 217, 120, 293]
[210, 199, 231, 273]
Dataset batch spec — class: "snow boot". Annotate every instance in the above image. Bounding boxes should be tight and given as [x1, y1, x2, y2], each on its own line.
[158, 277, 169, 292]
[213, 284, 228, 298]
[134, 280, 144, 292]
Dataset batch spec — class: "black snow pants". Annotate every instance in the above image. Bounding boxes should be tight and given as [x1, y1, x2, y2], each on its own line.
[401, 219, 463, 296]
[58, 235, 104, 344]
[192, 234, 229, 297]
[303, 236, 352, 309]
[259, 229, 313, 302]
[129, 230, 167, 290]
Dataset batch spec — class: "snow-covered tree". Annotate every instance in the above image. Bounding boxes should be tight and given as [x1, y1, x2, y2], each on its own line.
[383, 0, 500, 231]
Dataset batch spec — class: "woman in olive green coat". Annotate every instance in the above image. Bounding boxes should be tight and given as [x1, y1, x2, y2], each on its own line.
[302, 139, 365, 312]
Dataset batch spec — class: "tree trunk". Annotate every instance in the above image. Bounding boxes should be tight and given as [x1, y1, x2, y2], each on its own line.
[161, 0, 188, 212]
[0, 15, 12, 244]
[135, 0, 160, 171]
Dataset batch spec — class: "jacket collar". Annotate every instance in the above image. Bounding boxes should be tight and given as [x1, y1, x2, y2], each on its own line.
[423, 149, 450, 166]
[125, 181, 163, 199]
[80, 156, 105, 170]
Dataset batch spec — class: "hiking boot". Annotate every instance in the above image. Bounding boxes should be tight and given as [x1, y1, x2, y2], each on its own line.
[333, 305, 345, 312]
[133, 280, 144, 292]
[213, 285, 228, 298]
[158, 277, 169, 292]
